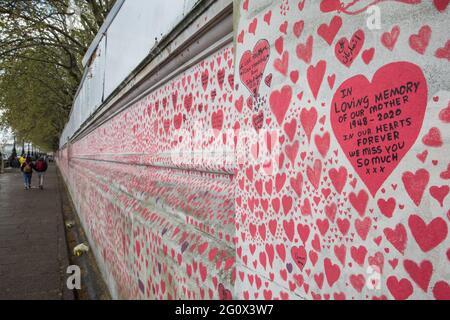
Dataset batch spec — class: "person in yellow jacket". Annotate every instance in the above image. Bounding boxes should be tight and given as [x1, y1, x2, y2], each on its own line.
[18, 155, 26, 166]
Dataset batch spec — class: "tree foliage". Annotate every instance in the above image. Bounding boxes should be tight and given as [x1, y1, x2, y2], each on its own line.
[0, 0, 115, 150]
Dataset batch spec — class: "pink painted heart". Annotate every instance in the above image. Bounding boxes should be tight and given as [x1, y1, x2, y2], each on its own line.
[239, 39, 270, 97]
[270, 85, 292, 126]
[291, 246, 307, 271]
[433, 281, 450, 300]
[296, 35, 313, 64]
[211, 109, 224, 136]
[435, 40, 450, 61]
[300, 107, 318, 143]
[387, 276, 413, 300]
[317, 15, 342, 46]
[320, 0, 342, 12]
[307, 60, 326, 100]
[409, 25, 432, 55]
[381, 26, 400, 51]
[335, 29, 365, 67]
[362, 48, 375, 65]
[439, 101, 450, 123]
[377, 197, 396, 218]
[422, 127, 443, 147]
[402, 169, 429, 206]
[383, 223, 407, 254]
[408, 215, 448, 252]
[433, 0, 450, 12]
[331, 62, 428, 196]
[429, 185, 449, 207]
[403, 259, 433, 292]
[349, 189, 368, 216]
[324, 258, 341, 287]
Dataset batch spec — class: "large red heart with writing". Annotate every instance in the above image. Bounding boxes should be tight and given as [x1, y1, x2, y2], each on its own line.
[331, 62, 428, 196]
[239, 39, 270, 97]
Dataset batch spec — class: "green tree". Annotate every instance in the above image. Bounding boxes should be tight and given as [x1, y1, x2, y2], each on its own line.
[0, 0, 115, 150]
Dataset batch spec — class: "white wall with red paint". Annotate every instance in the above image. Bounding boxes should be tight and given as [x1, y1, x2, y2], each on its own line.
[58, 0, 450, 300]
[233, 0, 449, 300]
[59, 43, 237, 299]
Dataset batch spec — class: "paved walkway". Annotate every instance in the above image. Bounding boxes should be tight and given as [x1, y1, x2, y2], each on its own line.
[0, 164, 73, 299]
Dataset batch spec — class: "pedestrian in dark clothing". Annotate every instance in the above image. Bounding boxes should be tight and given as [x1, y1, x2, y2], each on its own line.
[34, 156, 48, 189]
[20, 156, 34, 190]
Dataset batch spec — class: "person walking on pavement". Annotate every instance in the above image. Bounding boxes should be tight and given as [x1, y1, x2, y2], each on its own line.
[20, 156, 34, 190]
[34, 156, 48, 189]
[18, 154, 26, 167]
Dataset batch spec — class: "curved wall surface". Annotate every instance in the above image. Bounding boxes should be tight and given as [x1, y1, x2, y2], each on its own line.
[59, 43, 236, 299]
[58, 0, 450, 300]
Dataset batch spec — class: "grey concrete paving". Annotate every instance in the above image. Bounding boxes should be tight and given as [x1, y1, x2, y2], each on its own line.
[0, 164, 73, 300]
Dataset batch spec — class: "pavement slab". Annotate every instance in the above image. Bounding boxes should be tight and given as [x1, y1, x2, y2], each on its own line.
[0, 164, 74, 300]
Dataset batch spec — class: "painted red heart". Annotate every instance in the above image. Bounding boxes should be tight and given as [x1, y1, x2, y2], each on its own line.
[270, 85, 292, 125]
[435, 40, 450, 61]
[248, 17, 257, 35]
[320, 0, 342, 13]
[430, 185, 449, 207]
[300, 107, 317, 143]
[349, 189, 369, 216]
[439, 101, 450, 122]
[315, 132, 330, 158]
[285, 141, 299, 166]
[350, 245, 367, 266]
[334, 244, 346, 265]
[306, 159, 322, 190]
[433, 0, 450, 12]
[316, 218, 329, 236]
[201, 69, 209, 91]
[383, 223, 407, 254]
[291, 246, 307, 271]
[284, 119, 297, 142]
[433, 281, 450, 300]
[362, 48, 375, 65]
[440, 164, 450, 180]
[325, 202, 337, 222]
[239, 39, 270, 97]
[409, 25, 431, 55]
[283, 219, 295, 242]
[335, 29, 365, 67]
[350, 274, 365, 293]
[355, 217, 371, 240]
[324, 258, 341, 287]
[274, 51, 289, 76]
[252, 110, 264, 133]
[422, 127, 443, 147]
[211, 109, 224, 135]
[387, 276, 413, 300]
[408, 215, 448, 252]
[328, 166, 347, 194]
[337, 218, 350, 236]
[402, 169, 429, 206]
[377, 197, 396, 218]
[173, 113, 183, 129]
[368, 252, 384, 273]
[403, 259, 433, 292]
[293, 20, 304, 38]
[184, 93, 193, 112]
[296, 35, 313, 64]
[307, 60, 326, 100]
[381, 26, 400, 51]
[331, 62, 428, 196]
[317, 15, 342, 46]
